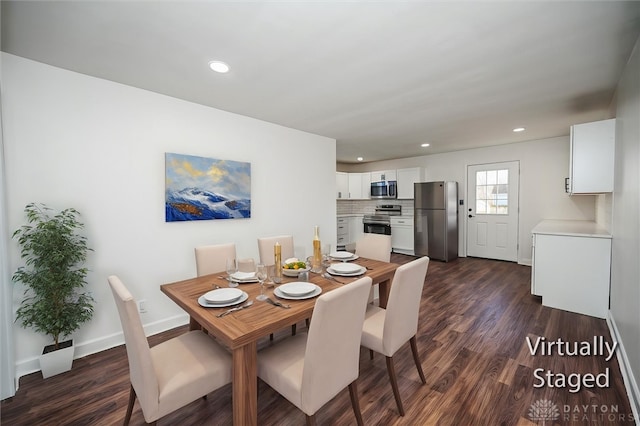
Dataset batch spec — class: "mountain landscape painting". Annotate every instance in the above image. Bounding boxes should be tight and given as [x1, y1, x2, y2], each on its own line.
[165, 152, 251, 222]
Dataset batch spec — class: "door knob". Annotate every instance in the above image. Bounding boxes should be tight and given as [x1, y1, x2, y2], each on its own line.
[468, 214, 474, 218]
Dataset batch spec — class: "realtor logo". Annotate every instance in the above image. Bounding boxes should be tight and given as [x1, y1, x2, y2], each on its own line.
[529, 399, 560, 424]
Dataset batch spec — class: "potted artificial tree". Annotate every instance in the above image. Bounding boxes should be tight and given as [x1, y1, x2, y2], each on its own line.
[12, 203, 94, 378]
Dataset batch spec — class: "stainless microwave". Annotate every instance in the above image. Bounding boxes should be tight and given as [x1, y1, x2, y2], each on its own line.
[370, 180, 397, 199]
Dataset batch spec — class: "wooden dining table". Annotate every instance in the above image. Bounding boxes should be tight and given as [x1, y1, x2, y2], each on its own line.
[160, 257, 398, 426]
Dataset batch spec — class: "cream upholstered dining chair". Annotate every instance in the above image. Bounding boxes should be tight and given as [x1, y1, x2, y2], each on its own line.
[355, 233, 392, 303]
[108, 276, 232, 425]
[360, 256, 430, 416]
[194, 242, 236, 276]
[258, 276, 372, 426]
[355, 233, 391, 262]
[257, 235, 295, 266]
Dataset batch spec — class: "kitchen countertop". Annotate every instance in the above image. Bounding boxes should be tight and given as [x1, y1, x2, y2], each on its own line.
[532, 220, 611, 239]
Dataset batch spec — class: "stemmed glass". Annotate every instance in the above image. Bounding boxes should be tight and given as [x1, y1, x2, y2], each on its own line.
[226, 258, 238, 288]
[256, 263, 268, 301]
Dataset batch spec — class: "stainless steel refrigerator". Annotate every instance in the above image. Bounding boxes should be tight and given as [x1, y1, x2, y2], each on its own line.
[414, 181, 458, 261]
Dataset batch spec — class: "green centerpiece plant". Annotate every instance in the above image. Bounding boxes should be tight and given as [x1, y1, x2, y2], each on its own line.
[12, 203, 94, 377]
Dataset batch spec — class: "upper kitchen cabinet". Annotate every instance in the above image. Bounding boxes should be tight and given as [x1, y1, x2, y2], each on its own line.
[568, 118, 615, 194]
[370, 170, 396, 182]
[336, 172, 348, 199]
[336, 172, 371, 199]
[396, 167, 424, 199]
[348, 172, 371, 199]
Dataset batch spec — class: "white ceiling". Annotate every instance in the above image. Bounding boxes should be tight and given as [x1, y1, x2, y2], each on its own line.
[2, 1, 640, 163]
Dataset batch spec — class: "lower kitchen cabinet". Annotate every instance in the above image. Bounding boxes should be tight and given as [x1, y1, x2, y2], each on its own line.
[337, 217, 349, 249]
[391, 216, 414, 255]
[531, 220, 611, 319]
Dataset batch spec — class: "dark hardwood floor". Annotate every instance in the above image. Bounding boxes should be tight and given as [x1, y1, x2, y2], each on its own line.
[1, 255, 633, 425]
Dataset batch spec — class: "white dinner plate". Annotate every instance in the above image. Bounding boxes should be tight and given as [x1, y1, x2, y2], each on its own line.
[328, 262, 363, 274]
[203, 288, 243, 304]
[198, 291, 248, 308]
[327, 266, 366, 277]
[329, 251, 354, 259]
[278, 282, 317, 297]
[274, 285, 322, 300]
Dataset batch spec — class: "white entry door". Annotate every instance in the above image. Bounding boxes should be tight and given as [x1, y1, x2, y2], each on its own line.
[466, 161, 519, 262]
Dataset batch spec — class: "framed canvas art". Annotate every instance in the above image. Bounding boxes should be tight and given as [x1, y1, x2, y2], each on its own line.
[165, 152, 251, 222]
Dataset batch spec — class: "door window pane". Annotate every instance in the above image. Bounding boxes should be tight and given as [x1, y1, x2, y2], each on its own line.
[476, 169, 509, 215]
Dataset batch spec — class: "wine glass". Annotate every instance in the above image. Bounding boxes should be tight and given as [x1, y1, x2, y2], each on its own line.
[226, 258, 238, 288]
[256, 263, 268, 301]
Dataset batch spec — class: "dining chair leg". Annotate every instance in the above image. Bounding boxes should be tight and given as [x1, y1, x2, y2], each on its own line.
[369, 349, 374, 360]
[410, 336, 427, 384]
[348, 380, 365, 426]
[292, 324, 297, 335]
[385, 356, 405, 416]
[305, 318, 310, 328]
[305, 413, 317, 426]
[124, 384, 136, 426]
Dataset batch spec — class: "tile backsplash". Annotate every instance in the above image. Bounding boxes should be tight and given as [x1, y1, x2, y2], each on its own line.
[337, 199, 414, 216]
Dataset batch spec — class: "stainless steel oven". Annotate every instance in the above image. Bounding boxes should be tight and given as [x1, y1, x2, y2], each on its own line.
[363, 220, 392, 235]
[363, 205, 401, 235]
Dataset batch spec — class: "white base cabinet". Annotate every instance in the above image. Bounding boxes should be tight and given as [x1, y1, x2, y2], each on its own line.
[531, 220, 611, 319]
[391, 216, 414, 255]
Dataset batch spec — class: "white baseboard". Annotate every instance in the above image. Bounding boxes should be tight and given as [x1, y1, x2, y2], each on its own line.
[607, 311, 640, 424]
[15, 313, 188, 387]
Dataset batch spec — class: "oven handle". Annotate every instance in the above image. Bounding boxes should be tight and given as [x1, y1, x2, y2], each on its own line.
[363, 220, 391, 226]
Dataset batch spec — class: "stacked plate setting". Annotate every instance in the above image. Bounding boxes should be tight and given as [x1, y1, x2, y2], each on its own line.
[199, 288, 248, 307]
[326, 262, 366, 276]
[329, 251, 359, 262]
[274, 282, 322, 300]
[229, 271, 258, 283]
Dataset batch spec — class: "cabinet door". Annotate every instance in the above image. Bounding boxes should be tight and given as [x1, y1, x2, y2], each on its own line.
[336, 172, 348, 199]
[360, 173, 371, 199]
[534, 233, 610, 318]
[349, 173, 371, 200]
[569, 119, 615, 194]
[350, 216, 364, 245]
[397, 168, 422, 199]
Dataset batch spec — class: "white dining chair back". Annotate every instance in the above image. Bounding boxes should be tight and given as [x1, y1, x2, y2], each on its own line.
[194, 243, 236, 276]
[301, 277, 371, 414]
[257, 235, 294, 266]
[355, 233, 391, 262]
[360, 256, 430, 416]
[258, 277, 372, 425]
[382, 256, 430, 354]
[355, 233, 392, 303]
[108, 275, 232, 424]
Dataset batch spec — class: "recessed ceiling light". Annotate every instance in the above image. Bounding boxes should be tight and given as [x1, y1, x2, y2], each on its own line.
[421, 143, 430, 147]
[357, 157, 364, 162]
[513, 127, 526, 132]
[208, 61, 230, 73]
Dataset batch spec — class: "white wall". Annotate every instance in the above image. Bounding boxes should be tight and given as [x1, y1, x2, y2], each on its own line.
[2, 53, 337, 380]
[610, 35, 640, 414]
[341, 137, 597, 264]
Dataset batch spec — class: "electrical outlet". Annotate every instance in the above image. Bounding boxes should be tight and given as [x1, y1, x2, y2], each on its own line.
[137, 299, 147, 314]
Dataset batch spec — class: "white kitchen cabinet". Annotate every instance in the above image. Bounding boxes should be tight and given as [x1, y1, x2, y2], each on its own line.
[396, 167, 423, 199]
[349, 215, 364, 247]
[568, 118, 615, 194]
[348, 172, 371, 199]
[391, 216, 414, 255]
[336, 172, 348, 199]
[531, 220, 611, 319]
[370, 169, 397, 182]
